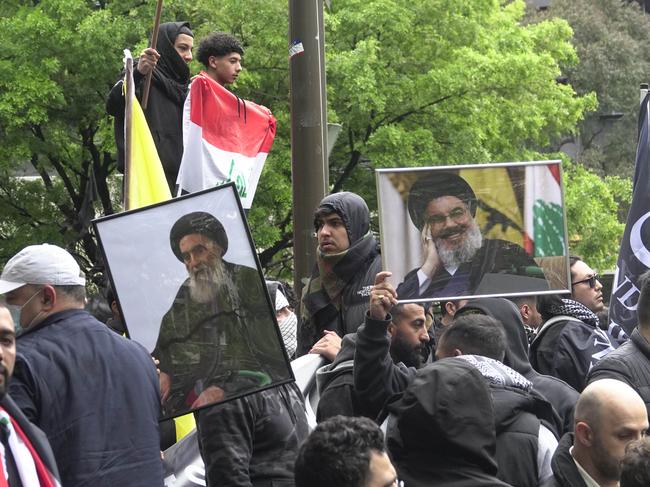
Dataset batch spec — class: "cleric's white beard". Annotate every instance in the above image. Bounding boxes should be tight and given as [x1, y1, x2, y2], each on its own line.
[189, 259, 236, 305]
[435, 221, 483, 269]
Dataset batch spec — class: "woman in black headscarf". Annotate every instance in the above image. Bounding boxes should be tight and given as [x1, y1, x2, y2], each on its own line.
[107, 21, 194, 192]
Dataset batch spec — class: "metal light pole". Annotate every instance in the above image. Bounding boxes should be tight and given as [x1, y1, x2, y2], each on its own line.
[289, 0, 329, 301]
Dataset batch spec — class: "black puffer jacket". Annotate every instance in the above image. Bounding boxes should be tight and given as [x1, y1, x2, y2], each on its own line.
[386, 358, 512, 487]
[457, 298, 578, 435]
[588, 328, 650, 416]
[106, 21, 192, 191]
[298, 192, 381, 355]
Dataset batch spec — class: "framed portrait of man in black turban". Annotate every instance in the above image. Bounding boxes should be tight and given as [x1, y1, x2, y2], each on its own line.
[376, 161, 571, 303]
[94, 183, 293, 419]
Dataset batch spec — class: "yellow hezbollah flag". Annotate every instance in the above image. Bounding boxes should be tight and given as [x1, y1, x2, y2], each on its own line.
[459, 166, 524, 246]
[126, 96, 171, 209]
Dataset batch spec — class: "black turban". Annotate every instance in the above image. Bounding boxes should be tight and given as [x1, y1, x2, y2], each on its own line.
[407, 171, 477, 231]
[169, 212, 228, 261]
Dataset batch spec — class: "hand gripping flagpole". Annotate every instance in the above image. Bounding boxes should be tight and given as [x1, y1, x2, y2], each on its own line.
[141, 0, 164, 110]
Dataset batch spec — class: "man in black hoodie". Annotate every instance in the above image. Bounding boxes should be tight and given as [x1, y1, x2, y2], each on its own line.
[455, 297, 579, 435]
[298, 192, 382, 356]
[107, 21, 194, 191]
[315, 301, 428, 421]
[385, 357, 513, 487]
[355, 275, 558, 485]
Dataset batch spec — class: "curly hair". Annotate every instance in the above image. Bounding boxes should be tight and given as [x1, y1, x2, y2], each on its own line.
[197, 32, 243, 67]
[294, 416, 385, 487]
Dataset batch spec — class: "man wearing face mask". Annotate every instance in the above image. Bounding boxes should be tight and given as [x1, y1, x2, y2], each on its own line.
[0, 244, 164, 487]
[266, 281, 298, 359]
[106, 21, 194, 192]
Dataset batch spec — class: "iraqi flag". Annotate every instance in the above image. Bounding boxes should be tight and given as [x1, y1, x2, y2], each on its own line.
[523, 163, 566, 257]
[177, 72, 276, 208]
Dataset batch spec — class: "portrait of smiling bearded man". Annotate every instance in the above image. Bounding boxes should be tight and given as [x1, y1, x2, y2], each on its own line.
[396, 171, 546, 301]
[153, 211, 288, 417]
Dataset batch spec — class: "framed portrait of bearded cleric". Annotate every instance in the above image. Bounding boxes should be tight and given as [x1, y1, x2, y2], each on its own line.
[93, 183, 293, 419]
[376, 161, 571, 303]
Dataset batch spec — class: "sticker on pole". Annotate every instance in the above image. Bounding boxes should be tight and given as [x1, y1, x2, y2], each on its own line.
[289, 39, 304, 59]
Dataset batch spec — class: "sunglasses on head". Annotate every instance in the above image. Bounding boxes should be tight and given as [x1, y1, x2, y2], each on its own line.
[571, 274, 599, 289]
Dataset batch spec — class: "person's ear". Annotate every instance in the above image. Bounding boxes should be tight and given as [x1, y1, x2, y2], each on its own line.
[41, 285, 56, 311]
[387, 322, 397, 338]
[444, 301, 457, 316]
[575, 421, 594, 447]
[452, 348, 463, 357]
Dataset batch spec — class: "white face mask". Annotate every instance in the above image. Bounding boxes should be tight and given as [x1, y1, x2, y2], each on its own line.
[5, 288, 43, 332]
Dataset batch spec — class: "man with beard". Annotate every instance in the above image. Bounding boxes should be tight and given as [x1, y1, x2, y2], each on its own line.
[315, 299, 428, 421]
[396, 171, 546, 300]
[549, 379, 648, 487]
[0, 306, 60, 486]
[153, 212, 288, 416]
[106, 21, 194, 192]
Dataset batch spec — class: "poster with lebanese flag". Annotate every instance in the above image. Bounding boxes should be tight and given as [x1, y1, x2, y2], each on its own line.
[177, 71, 276, 208]
[523, 162, 566, 257]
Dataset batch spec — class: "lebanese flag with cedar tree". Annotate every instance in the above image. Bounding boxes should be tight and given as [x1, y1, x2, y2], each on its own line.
[523, 163, 566, 257]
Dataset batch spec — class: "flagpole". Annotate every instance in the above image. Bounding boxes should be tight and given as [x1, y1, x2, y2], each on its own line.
[124, 51, 134, 210]
[141, 0, 164, 110]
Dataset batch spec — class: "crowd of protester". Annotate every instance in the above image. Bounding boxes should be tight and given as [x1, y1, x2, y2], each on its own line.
[0, 19, 647, 487]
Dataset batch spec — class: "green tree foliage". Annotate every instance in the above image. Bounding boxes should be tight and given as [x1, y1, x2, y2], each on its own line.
[563, 160, 632, 271]
[529, 0, 650, 178]
[0, 0, 601, 283]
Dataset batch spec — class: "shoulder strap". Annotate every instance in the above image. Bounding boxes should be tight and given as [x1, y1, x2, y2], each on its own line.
[532, 315, 582, 346]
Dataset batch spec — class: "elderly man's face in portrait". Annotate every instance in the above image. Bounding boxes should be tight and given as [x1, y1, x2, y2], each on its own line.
[179, 233, 231, 304]
[425, 196, 483, 267]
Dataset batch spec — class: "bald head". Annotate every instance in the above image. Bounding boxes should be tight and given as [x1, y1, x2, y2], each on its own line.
[573, 379, 649, 485]
[576, 379, 647, 427]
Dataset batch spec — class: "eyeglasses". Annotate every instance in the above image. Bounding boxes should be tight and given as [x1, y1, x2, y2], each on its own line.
[426, 206, 468, 226]
[571, 274, 599, 288]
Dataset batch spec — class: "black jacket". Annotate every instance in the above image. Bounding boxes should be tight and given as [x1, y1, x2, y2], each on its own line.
[588, 328, 650, 416]
[9, 309, 164, 487]
[196, 382, 309, 487]
[386, 358, 512, 487]
[396, 238, 546, 300]
[457, 298, 578, 435]
[530, 311, 613, 392]
[353, 314, 417, 419]
[549, 433, 587, 487]
[106, 21, 191, 191]
[315, 333, 359, 420]
[298, 192, 381, 355]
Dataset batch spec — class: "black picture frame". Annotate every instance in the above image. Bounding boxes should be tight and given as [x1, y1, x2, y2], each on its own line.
[93, 183, 294, 419]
